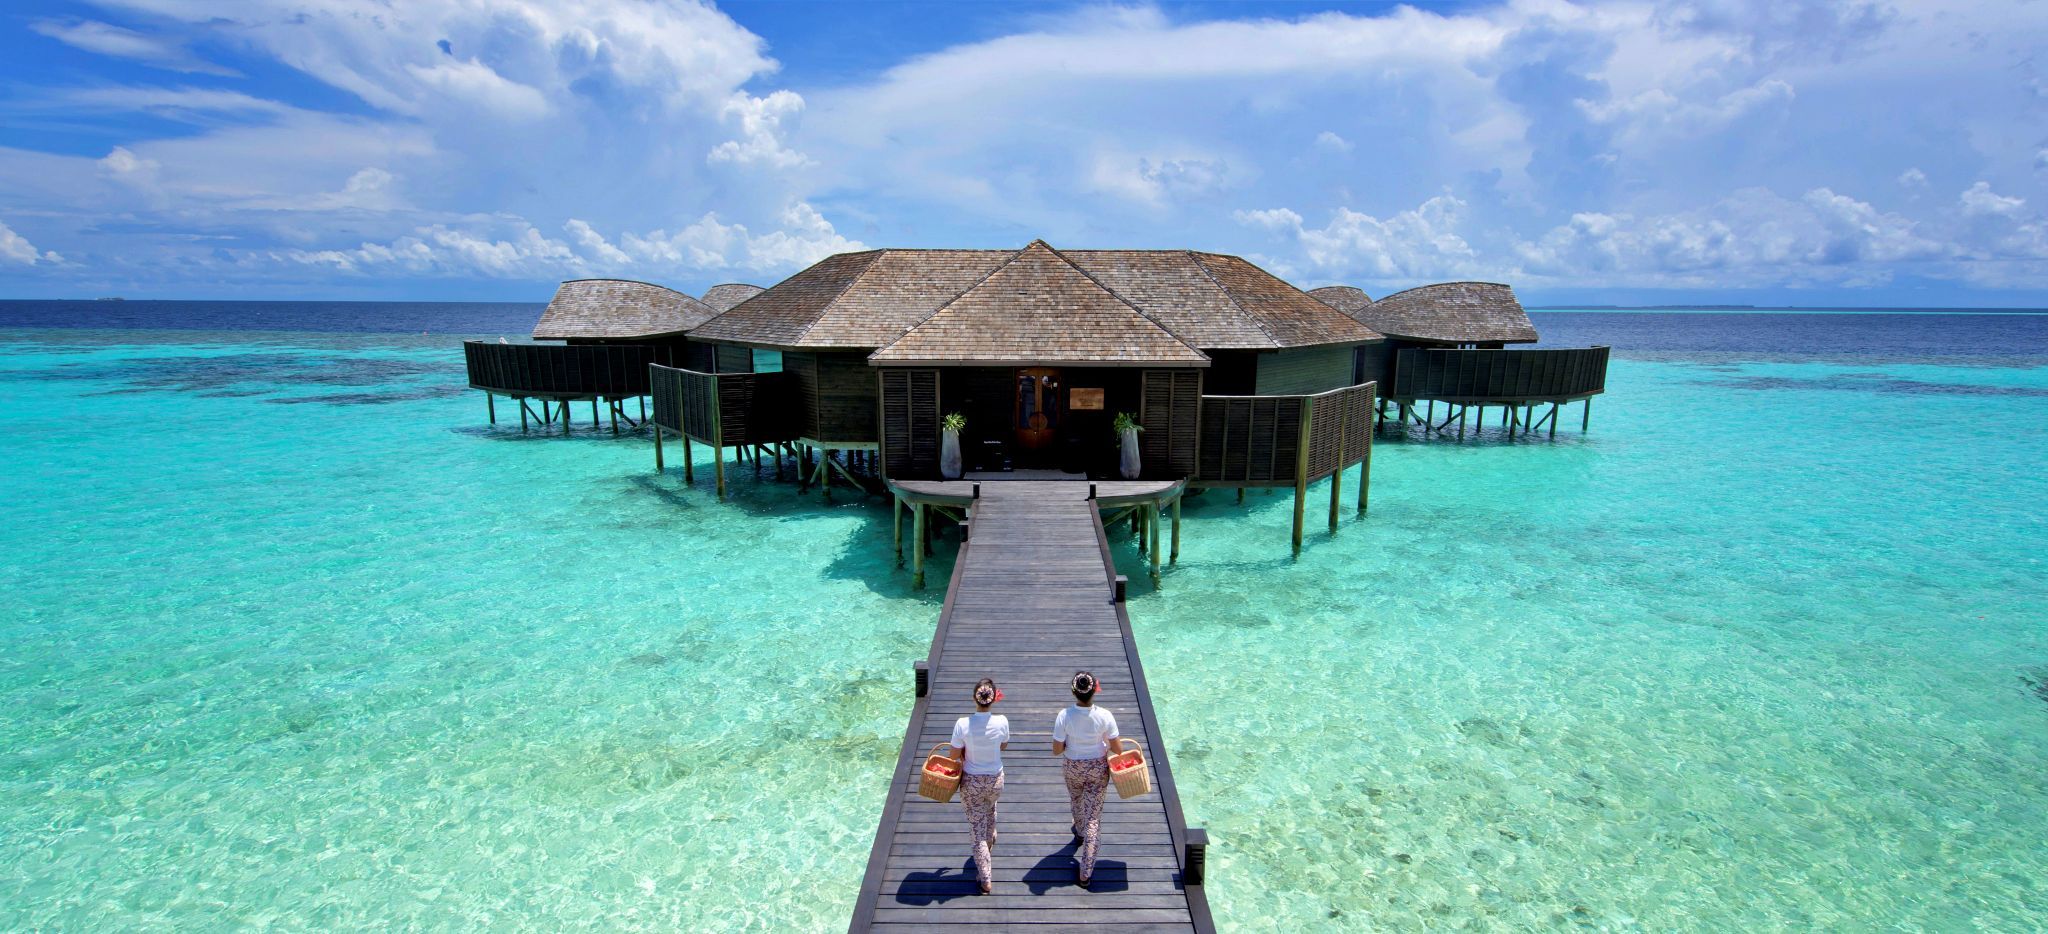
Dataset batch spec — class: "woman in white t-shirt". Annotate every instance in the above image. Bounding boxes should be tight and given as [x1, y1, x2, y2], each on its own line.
[1051, 670, 1120, 888]
[951, 678, 1010, 894]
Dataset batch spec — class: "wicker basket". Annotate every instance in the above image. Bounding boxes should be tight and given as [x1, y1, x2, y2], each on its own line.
[918, 744, 964, 803]
[1108, 739, 1151, 799]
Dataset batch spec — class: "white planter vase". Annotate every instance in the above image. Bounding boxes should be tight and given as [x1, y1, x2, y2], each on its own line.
[940, 429, 963, 479]
[1119, 427, 1142, 479]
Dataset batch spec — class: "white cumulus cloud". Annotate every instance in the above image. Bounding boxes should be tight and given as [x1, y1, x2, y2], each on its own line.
[1240, 196, 1485, 280]
[708, 91, 811, 169]
[1960, 181, 2024, 217]
[0, 221, 63, 266]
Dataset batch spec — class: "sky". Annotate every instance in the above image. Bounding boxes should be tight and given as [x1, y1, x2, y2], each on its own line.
[1, 0, 2046, 306]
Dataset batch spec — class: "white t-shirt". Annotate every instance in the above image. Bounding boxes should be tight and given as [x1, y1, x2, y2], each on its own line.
[951, 712, 1011, 776]
[1053, 705, 1120, 760]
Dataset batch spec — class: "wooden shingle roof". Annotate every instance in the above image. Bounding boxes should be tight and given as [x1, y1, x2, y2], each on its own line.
[700, 283, 764, 313]
[1062, 251, 1381, 349]
[1308, 285, 1373, 315]
[531, 279, 716, 340]
[1327, 281, 1538, 344]
[688, 249, 1009, 348]
[868, 241, 1208, 367]
[689, 243, 1380, 352]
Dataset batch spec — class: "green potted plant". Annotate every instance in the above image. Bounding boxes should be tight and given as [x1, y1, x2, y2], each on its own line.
[940, 412, 966, 479]
[1113, 412, 1143, 479]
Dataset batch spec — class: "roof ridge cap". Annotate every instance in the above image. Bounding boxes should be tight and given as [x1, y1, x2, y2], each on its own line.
[559, 277, 687, 295]
[787, 249, 890, 346]
[1042, 243, 1206, 360]
[1185, 250, 1283, 349]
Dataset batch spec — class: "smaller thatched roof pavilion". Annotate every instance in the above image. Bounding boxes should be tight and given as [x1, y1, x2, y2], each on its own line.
[531, 279, 718, 341]
[1307, 285, 1372, 317]
[700, 283, 765, 313]
[1314, 282, 1538, 345]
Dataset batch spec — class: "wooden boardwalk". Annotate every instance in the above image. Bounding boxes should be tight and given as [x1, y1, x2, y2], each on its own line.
[851, 482, 1212, 932]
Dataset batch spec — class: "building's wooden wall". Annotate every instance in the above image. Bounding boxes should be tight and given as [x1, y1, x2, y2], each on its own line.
[1201, 351, 1259, 395]
[1353, 342, 1393, 391]
[714, 343, 755, 374]
[682, 340, 717, 372]
[1255, 344, 1358, 395]
[785, 350, 880, 444]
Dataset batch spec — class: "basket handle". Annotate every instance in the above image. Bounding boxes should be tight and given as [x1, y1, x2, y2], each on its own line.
[1112, 738, 1142, 757]
[928, 743, 958, 760]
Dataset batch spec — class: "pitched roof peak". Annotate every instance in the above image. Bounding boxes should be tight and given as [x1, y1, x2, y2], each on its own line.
[870, 241, 1206, 367]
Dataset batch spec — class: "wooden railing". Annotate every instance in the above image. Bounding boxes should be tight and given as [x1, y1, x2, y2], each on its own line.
[1195, 381, 1377, 552]
[463, 341, 680, 397]
[648, 364, 795, 447]
[1195, 381, 1375, 487]
[1391, 345, 1609, 402]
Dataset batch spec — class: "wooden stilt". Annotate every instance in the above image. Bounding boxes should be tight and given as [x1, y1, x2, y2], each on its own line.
[1549, 403, 1559, 439]
[912, 503, 926, 588]
[1293, 397, 1314, 555]
[893, 496, 904, 565]
[654, 426, 665, 472]
[486, 393, 496, 425]
[1170, 496, 1182, 564]
[1426, 400, 1434, 423]
[1236, 488, 1245, 504]
[609, 399, 619, 435]
[683, 435, 694, 482]
[519, 398, 527, 432]
[1358, 441, 1371, 514]
[1149, 504, 1162, 580]
[1583, 398, 1592, 431]
[561, 401, 571, 436]
[1330, 400, 1350, 532]
[821, 449, 832, 501]
[714, 443, 725, 499]
[639, 396, 646, 422]
[1458, 406, 1467, 439]
[591, 400, 600, 430]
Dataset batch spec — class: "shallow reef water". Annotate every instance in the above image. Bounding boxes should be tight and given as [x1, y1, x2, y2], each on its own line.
[1, 317, 2045, 930]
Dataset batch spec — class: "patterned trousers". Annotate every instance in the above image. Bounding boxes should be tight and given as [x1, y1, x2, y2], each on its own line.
[961, 771, 1004, 886]
[1062, 757, 1110, 879]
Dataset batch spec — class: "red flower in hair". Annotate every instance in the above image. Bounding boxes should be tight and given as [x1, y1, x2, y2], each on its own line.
[993, 689, 1004, 702]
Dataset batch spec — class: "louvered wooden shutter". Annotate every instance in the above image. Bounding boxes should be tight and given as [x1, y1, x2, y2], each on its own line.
[881, 369, 940, 478]
[1139, 369, 1202, 478]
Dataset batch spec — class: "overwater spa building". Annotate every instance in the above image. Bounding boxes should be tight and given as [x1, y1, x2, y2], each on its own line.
[463, 240, 1608, 542]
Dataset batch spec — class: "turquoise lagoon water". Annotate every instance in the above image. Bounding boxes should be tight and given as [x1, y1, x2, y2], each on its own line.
[2, 321, 2045, 929]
